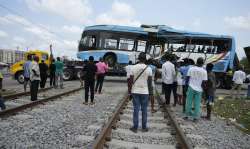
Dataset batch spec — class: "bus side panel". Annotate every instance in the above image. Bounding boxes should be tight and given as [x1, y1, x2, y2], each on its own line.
[229, 38, 236, 69]
[213, 59, 230, 72]
[213, 38, 236, 72]
[77, 50, 129, 64]
[212, 52, 230, 72]
[77, 51, 106, 61]
[116, 53, 129, 64]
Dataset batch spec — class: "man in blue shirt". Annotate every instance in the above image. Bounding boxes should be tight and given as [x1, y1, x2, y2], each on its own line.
[179, 59, 194, 113]
[23, 55, 32, 92]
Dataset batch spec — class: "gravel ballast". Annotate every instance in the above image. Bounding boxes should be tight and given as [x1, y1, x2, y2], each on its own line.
[0, 81, 127, 148]
[157, 85, 250, 149]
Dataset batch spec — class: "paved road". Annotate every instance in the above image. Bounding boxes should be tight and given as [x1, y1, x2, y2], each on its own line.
[2, 76, 20, 89]
[2, 76, 52, 92]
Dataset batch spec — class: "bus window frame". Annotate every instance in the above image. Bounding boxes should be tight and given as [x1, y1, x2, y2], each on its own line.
[118, 38, 135, 51]
[164, 37, 231, 54]
[99, 31, 147, 52]
[79, 31, 100, 50]
[136, 40, 147, 52]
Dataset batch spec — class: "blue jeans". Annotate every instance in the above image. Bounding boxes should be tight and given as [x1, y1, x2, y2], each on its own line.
[207, 95, 214, 104]
[0, 97, 6, 110]
[55, 72, 63, 88]
[132, 93, 149, 129]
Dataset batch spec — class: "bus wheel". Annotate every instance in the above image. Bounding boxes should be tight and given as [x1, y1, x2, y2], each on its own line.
[104, 54, 117, 67]
[63, 69, 73, 81]
[16, 71, 24, 84]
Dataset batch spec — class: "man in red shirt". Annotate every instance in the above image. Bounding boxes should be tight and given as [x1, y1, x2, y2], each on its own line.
[95, 57, 108, 94]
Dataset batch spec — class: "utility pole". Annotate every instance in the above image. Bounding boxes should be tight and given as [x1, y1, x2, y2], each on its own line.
[50, 44, 54, 62]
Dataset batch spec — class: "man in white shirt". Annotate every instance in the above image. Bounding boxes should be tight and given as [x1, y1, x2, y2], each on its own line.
[231, 66, 246, 99]
[128, 52, 153, 133]
[162, 55, 176, 105]
[30, 56, 40, 101]
[184, 57, 207, 122]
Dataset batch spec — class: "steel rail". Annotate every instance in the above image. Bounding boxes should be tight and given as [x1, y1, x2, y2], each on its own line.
[91, 89, 193, 149]
[0, 87, 83, 117]
[3, 87, 53, 101]
[155, 90, 193, 149]
[91, 93, 128, 149]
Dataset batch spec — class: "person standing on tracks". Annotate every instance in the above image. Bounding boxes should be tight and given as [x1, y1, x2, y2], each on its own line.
[0, 72, 6, 110]
[147, 59, 158, 113]
[180, 59, 194, 113]
[125, 61, 133, 100]
[162, 54, 176, 105]
[172, 57, 178, 107]
[83, 56, 97, 105]
[49, 59, 56, 87]
[176, 60, 184, 105]
[128, 52, 153, 133]
[231, 66, 246, 99]
[54, 57, 64, 89]
[184, 58, 207, 122]
[95, 57, 108, 94]
[23, 55, 32, 92]
[203, 63, 216, 120]
[30, 56, 40, 101]
[39, 60, 48, 88]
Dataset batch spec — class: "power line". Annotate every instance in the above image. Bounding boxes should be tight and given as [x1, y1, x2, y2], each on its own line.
[0, 14, 51, 45]
[0, 3, 65, 42]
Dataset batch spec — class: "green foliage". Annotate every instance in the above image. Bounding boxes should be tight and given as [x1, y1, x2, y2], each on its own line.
[214, 97, 250, 134]
[240, 57, 250, 73]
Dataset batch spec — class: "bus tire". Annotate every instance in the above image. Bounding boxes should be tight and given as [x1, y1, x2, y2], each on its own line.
[16, 71, 25, 84]
[63, 68, 73, 81]
[104, 53, 117, 67]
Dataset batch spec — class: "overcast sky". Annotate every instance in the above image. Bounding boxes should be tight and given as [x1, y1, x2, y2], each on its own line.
[0, 0, 249, 59]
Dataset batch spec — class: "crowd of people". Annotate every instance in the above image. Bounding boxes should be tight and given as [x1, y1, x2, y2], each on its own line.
[0, 52, 247, 137]
[123, 52, 247, 133]
[23, 56, 65, 101]
[0, 56, 65, 110]
[80, 57, 108, 105]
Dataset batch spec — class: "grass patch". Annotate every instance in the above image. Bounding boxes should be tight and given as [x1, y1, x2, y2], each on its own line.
[214, 96, 250, 134]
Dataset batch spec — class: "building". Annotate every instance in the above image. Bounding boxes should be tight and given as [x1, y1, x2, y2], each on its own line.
[0, 49, 25, 65]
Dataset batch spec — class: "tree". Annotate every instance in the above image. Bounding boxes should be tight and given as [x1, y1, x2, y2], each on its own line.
[240, 57, 250, 74]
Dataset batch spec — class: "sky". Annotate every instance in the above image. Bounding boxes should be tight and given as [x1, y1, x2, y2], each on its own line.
[0, 0, 249, 59]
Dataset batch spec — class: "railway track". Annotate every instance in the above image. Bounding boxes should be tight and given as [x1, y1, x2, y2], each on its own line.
[0, 83, 83, 117]
[3, 86, 52, 101]
[91, 87, 209, 149]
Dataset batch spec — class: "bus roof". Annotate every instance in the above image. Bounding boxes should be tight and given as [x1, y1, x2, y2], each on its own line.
[84, 25, 233, 40]
[157, 25, 233, 40]
[84, 25, 148, 35]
